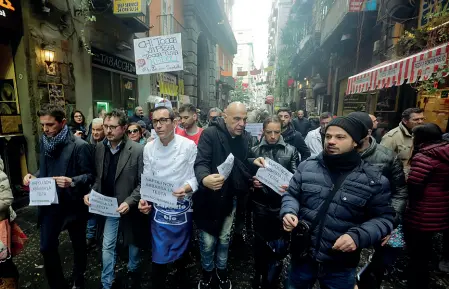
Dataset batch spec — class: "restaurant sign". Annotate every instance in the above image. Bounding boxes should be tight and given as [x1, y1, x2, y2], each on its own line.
[0, 0, 21, 32]
[91, 47, 136, 75]
[113, 0, 145, 17]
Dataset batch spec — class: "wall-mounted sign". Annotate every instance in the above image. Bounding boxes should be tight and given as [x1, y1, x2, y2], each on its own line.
[113, 0, 145, 17]
[0, 0, 22, 32]
[91, 47, 136, 75]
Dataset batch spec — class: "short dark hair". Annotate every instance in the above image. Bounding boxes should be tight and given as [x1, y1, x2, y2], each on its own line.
[277, 107, 292, 116]
[262, 116, 282, 130]
[320, 112, 333, 120]
[104, 109, 128, 126]
[153, 106, 175, 119]
[179, 104, 197, 114]
[402, 108, 424, 120]
[37, 104, 66, 123]
[412, 123, 443, 147]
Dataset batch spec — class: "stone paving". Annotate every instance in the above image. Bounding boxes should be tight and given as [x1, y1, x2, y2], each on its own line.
[12, 206, 449, 289]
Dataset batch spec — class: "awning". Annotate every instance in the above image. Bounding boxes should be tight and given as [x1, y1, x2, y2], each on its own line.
[346, 42, 449, 95]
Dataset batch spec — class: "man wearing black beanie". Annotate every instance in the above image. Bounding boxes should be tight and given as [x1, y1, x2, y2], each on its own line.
[281, 116, 395, 289]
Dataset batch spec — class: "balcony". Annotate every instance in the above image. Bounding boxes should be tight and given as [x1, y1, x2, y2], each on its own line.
[320, 0, 377, 46]
[157, 14, 189, 56]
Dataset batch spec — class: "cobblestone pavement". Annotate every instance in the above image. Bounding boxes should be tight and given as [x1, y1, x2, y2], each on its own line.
[12, 206, 449, 289]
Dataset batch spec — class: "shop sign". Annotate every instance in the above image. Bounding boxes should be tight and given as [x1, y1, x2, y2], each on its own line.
[91, 47, 136, 75]
[0, 0, 21, 31]
[158, 73, 179, 96]
[113, 0, 145, 17]
[349, 0, 376, 12]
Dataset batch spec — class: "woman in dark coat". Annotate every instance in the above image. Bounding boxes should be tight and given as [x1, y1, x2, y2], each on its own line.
[249, 116, 299, 289]
[404, 123, 449, 289]
[69, 110, 88, 141]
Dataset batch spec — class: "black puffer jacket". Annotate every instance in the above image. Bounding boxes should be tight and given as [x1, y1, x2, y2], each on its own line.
[281, 123, 311, 162]
[360, 137, 408, 224]
[281, 154, 395, 267]
[248, 136, 298, 208]
[194, 118, 253, 236]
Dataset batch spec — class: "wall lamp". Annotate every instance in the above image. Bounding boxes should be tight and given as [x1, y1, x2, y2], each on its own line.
[40, 45, 56, 75]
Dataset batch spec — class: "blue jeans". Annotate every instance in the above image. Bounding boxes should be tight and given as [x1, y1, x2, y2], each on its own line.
[86, 214, 97, 240]
[101, 217, 140, 289]
[199, 202, 236, 272]
[286, 259, 356, 289]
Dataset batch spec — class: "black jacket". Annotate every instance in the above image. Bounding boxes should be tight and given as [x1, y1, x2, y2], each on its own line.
[360, 137, 408, 224]
[194, 118, 253, 236]
[292, 117, 311, 137]
[281, 153, 395, 267]
[36, 132, 95, 228]
[248, 136, 298, 209]
[281, 123, 311, 162]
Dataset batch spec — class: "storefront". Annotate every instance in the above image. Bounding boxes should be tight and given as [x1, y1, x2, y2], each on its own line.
[91, 47, 138, 116]
[346, 42, 449, 133]
[0, 0, 29, 207]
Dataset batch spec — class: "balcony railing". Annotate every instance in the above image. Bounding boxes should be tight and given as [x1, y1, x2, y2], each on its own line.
[157, 14, 189, 54]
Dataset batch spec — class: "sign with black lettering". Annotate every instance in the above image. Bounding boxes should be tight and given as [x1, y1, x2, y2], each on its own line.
[133, 33, 184, 75]
[140, 175, 179, 208]
[91, 47, 136, 75]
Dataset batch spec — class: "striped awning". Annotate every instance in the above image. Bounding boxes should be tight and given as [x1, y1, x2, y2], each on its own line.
[346, 42, 449, 95]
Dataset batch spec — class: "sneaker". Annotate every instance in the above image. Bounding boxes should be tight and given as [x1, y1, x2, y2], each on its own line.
[216, 268, 232, 289]
[439, 260, 449, 273]
[198, 270, 213, 289]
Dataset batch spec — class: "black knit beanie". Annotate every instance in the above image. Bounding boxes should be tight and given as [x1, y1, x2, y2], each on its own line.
[348, 111, 373, 130]
[325, 116, 368, 144]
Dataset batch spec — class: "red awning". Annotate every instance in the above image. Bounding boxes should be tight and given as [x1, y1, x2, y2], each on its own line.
[346, 42, 449, 95]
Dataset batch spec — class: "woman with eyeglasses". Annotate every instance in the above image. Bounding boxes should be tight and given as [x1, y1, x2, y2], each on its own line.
[404, 123, 449, 289]
[69, 110, 88, 140]
[249, 116, 299, 289]
[127, 123, 146, 145]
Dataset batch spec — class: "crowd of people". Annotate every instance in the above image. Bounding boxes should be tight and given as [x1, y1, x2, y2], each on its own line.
[0, 101, 448, 289]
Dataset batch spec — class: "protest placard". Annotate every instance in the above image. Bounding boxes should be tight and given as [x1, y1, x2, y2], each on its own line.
[133, 33, 183, 75]
[140, 175, 179, 208]
[256, 158, 293, 195]
[217, 153, 234, 180]
[29, 178, 58, 206]
[245, 123, 263, 139]
[89, 190, 120, 218]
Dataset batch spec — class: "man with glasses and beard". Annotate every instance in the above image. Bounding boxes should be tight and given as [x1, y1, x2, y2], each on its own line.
[84, 109, 144, 289]
[138, 106, 198, 289]
[23, 104, 95, 289]
[176, 104, 203, 145]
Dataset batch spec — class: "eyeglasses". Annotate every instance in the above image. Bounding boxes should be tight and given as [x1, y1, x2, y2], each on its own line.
[127, 129, 139, 134]
[103, 124, 120, 131]
[152, 118, 173, 125]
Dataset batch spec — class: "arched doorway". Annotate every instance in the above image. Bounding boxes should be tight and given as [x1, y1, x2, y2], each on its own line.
[197, 32, 209, 110]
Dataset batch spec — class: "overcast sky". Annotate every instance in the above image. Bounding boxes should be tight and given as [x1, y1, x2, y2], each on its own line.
[232, 0, 271, 67]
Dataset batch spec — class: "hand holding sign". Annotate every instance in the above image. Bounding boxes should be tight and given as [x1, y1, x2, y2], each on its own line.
[255, 158, 293, 195]
[29, 178, 58, 206]
[140, 175, 179, 208]
[203, 174, 225, 191]
[88, 190, 120, 218]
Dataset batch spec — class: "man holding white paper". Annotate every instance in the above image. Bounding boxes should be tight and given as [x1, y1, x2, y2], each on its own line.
[23, 104, 95, 289]
[139, 106, 198, 289]
[83, 109, 144, 289]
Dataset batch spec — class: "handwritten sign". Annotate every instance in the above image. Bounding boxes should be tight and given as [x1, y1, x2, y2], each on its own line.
[217, 153, 234, 180]
[140, 175, 179, 208]
[89, 190, 120, 218]
[29, 178, 58, 206]
[245, 123, 263, 138]
[256, 158, 293, 195]
[133, 33, 183, 75]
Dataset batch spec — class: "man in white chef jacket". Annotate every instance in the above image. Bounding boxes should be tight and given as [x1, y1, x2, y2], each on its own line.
[138, 106, 198, 289]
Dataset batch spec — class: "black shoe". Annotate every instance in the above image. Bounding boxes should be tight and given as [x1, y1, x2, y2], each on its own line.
[198, 270, 213, 289]
[124, 271, 141, 289]
[86, 238, 96, 250]
[216, 268, 232, 289]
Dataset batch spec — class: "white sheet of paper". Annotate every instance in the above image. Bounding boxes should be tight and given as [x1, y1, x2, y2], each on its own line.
[29, 178, 58, 206]
[245, 123, 263, 138]
[256, 158, 293, 195]
[151, 129, 158, 139]
[89, 190, 120, 218]
[140, 175, 179, 208]
[217, 153, 234, 180]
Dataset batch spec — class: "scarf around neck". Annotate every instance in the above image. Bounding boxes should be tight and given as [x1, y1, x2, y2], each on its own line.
[42, 125, 69, 157]
[323, 149, 361, 172]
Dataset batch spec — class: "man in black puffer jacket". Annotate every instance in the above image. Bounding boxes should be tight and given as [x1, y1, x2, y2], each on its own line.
[349, 112, 407, 289]
[277, 108, 311, 162]
[281, 116, 395, 289]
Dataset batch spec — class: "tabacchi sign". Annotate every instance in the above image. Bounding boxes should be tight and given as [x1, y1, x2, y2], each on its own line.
[0, 0, 15, 17]
[0, 0, 22, 32]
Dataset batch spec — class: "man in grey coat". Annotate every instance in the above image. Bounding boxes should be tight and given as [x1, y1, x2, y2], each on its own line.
[84, 109, 143, 289]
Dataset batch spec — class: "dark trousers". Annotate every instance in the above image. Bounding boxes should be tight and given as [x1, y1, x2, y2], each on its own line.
[40, 215, 87, 289]
[404, 228, 449, 289]
[151, 254, 189, 289]
[357, 245, 402, 289]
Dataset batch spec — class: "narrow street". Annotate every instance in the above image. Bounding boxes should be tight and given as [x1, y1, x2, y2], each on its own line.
[13, 206, 449, 289]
